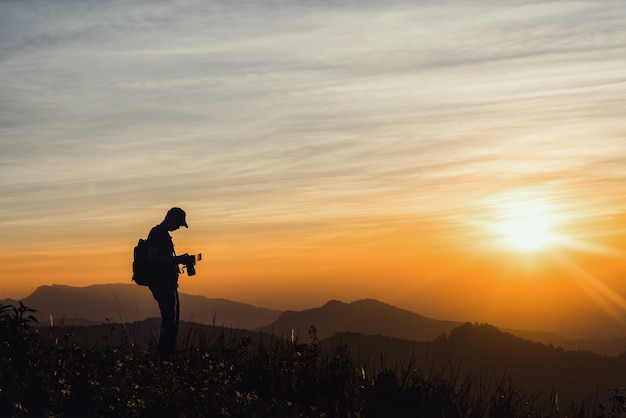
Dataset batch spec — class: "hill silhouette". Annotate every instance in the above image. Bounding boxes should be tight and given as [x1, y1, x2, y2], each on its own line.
[262, 298, 626, 356]
[325, 323, 626, 408]
[3, 284, 281, 330]
[262, 298, 461, 341]
[7, 285, 626, 411]
[36, 313, 626, 409]
[5, 284, 626, 356]
[503, 328, 626, 357]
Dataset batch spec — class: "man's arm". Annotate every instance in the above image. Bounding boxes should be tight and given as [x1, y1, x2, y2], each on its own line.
[148, 247, 186, 264]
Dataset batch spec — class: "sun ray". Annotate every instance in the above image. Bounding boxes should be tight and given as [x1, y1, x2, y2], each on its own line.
[552, 252, 626, 327]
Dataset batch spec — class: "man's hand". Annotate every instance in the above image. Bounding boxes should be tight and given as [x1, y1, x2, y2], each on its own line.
[175, 254, 195, 265]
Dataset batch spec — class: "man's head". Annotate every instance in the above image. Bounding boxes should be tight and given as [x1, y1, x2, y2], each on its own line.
[163, 207, 188, 231]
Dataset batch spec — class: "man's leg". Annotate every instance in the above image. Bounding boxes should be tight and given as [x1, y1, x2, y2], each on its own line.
[150, 287, 179, 360]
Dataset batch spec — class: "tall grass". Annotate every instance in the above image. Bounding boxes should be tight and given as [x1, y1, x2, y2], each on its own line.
[1, 303, 625, 417]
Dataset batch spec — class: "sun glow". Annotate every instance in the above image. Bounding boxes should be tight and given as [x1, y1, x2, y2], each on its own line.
[491, 195, 561, 252]
[500, 213, 554, 251]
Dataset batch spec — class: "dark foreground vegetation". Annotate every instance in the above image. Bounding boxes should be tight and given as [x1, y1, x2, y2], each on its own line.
[2, 302, 626, 417]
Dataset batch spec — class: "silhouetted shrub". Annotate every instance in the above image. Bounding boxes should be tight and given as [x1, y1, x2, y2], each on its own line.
[2, 303, 626, 417]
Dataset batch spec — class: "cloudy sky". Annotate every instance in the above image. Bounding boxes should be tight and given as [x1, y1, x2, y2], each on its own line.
[2, 0, 625, 336]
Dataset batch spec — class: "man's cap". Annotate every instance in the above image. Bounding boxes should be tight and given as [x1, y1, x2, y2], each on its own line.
[166, 207, 188, 228]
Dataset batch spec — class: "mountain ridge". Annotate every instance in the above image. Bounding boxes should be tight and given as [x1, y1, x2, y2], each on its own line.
[3, 283, 281, 330]
[3, 283, 626, 356]
[325, 323, 626, 407]
[263, 298, 461, 342]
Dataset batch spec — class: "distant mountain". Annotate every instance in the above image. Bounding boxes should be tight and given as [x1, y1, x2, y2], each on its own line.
[325, 323, 626, 407]
[261, 299, 626, 356]
[504, 328, 626, 357]
[2, 284, 281, 330]
[6, 285, 626, 357]
[262, 299, 461, 342]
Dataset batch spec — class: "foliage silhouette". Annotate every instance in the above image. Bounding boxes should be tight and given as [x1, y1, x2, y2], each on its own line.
[2, 303, 626, 417]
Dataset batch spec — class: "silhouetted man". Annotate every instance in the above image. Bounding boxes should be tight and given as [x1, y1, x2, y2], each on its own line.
[147, 207, 189, 360]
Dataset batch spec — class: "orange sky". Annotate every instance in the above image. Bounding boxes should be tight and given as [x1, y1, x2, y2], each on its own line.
[2, 197, 625, 337]
[1, 1, 626, 338]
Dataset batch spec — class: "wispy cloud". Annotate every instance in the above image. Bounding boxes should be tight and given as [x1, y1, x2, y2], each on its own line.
[1, 0, 625, 263]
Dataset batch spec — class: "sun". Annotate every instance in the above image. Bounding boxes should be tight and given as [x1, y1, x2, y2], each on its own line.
[491, 197, 560, 252]
[500, 214, 554, 251]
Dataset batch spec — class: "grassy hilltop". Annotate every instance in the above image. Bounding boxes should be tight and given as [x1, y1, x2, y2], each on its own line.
[2, 302, 626, 417]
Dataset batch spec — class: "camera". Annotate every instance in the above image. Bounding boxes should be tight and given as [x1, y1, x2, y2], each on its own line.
[181, 253, 202, 276]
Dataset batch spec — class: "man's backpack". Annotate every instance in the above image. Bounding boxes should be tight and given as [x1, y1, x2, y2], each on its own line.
[132, 238, 152, 286]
